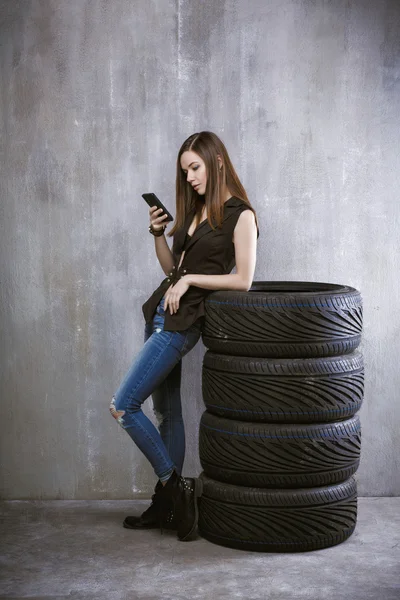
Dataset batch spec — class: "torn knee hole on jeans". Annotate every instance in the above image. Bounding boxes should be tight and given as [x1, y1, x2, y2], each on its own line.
[109, 395, 125, 427]
[155, 327, 162, 333]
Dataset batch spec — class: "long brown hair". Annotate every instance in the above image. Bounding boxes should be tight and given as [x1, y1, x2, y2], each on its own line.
[167, 131, 259, 238]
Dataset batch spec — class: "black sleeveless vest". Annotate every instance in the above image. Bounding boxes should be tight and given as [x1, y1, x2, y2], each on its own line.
[142, 196, 259, 332]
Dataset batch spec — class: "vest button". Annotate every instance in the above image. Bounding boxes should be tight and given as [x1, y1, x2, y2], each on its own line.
[167, 278, 170, 282]
[183, 269, 187, 273]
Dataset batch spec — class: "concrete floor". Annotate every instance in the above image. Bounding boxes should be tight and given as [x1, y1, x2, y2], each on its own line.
[0, 498, 399, 600]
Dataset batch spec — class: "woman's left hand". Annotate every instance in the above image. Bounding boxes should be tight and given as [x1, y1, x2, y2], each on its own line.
[164, 276, 190, 315]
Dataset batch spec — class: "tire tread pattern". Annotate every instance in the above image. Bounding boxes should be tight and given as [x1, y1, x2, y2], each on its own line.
[203, 285, 363, 358]
[199, 412, 361, 487]
[198, 473, 358, 552]
[202, 351, 364, 423]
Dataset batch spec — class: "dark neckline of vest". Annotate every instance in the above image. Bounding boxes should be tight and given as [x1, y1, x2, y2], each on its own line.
[189, 196, 237, 236]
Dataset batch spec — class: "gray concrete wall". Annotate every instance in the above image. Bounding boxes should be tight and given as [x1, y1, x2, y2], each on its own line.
[0, 0, 399, 499]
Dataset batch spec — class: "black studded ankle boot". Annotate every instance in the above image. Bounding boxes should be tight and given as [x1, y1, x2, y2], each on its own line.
[159, 470, 203, 541]
[123, 480, 177, 530]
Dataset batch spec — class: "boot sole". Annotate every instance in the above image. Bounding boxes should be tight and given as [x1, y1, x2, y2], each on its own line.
[179, 477, 204, 542]
[123, 517, 177, 530]
[123, 518, 159, 529]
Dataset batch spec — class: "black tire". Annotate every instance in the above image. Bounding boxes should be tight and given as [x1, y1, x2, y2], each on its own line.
[202, 350, 364, 423]
[198, 473, 357, 552]
[199, 411, 361, 488]
[202, 281, 362, 358]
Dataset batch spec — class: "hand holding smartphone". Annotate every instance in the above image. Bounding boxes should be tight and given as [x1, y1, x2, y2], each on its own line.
[142, 193, 173, 231]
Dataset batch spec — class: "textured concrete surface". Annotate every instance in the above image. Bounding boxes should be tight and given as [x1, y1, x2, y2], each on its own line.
[1, 0, 400, 499]
[0, 498, 399, 600]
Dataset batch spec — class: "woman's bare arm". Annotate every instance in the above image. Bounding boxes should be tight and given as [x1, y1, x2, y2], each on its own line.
[154, 233, 174, 276]
[149, 206, 174, 275]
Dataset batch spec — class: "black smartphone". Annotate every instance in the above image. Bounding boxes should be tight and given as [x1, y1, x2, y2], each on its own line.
[142, 193, 174, 222]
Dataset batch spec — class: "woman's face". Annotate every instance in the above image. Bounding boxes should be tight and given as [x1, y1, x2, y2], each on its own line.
[180, 151, 207, 195]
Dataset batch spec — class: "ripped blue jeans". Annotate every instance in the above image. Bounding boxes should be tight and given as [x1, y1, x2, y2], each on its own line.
[110, 296, 203, 482]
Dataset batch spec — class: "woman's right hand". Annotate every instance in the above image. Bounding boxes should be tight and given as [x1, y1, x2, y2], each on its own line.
[150, 206, 169, 231]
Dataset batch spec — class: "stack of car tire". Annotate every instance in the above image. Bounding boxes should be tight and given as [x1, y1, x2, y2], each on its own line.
[198, 282, 363, 552]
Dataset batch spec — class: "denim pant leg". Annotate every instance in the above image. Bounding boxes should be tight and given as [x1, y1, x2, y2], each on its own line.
[150, 356, 185, 476]
[110, 296, 202, 482]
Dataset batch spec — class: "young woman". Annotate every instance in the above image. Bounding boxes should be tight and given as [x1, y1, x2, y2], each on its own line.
[109, 131, 259, 542]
